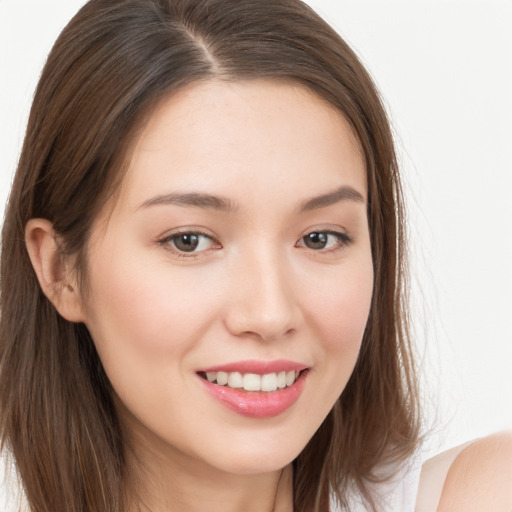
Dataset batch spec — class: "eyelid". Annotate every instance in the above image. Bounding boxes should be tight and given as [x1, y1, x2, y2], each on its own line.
[295, 228, 354, 252]
[157, 228, 222, 258]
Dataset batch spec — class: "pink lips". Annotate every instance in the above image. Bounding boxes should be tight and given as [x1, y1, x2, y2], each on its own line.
[199, 359, 307, 375]
[197, 359, 309, 418]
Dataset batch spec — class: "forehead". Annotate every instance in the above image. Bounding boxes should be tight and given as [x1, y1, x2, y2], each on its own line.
[116, 79, 366, 212]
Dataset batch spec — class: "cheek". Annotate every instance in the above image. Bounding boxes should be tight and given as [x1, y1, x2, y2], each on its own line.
[302, 256, 374, 386]
[85, 253, 221, 358]
[325, 283, 372, 354]
[82, 251, 226, 431]
[307, 257, 373, 339]
[282, 254, 373, 438]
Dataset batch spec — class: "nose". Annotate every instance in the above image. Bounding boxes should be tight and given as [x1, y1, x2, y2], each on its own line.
[223, 247, 300, 342]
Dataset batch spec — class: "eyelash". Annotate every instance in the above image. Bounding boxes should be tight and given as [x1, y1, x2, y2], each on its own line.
[158, 229, 220, 258]
[295, 230, 354, 253]
[158, 229, 353, 258]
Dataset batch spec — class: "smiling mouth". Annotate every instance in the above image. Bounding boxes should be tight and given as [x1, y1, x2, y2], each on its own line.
[197, 366, 309, 417]
[197, 370, 304, 392]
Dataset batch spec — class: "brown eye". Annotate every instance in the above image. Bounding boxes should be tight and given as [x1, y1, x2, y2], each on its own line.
[165, 232, 215, 253]
[172, 234, 200, 252]
[298, 230, 353, 251]
[303, 232, 329, 250]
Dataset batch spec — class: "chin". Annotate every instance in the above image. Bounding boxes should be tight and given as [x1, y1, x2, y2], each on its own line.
[214, 454, 295, 476]
[201, 431, 308, 476]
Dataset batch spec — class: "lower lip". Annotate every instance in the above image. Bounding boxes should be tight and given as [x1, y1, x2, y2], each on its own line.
[198, 371, 308, 418]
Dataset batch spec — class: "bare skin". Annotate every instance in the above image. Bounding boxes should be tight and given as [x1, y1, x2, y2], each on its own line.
[418, 431, 512, 511]
[119, 399, 294, 512]
[437, 431, 512, 512]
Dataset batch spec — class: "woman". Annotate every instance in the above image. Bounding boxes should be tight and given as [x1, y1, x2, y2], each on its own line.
[0, 1, 510, 511]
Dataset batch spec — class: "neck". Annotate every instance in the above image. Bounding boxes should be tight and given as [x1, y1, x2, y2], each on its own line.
[121, 418, 294, 512]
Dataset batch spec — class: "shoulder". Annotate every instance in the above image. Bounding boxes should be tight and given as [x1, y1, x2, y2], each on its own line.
[436, 431, 512, 512]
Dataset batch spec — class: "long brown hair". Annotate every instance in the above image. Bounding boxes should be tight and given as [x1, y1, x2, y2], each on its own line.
[0, 1, 419, 510]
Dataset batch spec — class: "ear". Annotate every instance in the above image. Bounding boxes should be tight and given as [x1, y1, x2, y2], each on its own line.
[25, 218, 86, 323]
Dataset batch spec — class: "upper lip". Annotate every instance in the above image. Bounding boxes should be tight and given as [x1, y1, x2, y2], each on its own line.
[197, 359, 309, 375]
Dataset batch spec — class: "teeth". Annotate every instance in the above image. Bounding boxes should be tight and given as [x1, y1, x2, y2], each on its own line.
[261, 373, 278, 392]
[243, 373, 261, 391]
[204, 370, 302, 391]
[227, 372, 243, 389]
[216, 371, 228, 386]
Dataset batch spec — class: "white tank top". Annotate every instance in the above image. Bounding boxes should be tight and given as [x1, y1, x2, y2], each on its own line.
[332, 441, 474, 512]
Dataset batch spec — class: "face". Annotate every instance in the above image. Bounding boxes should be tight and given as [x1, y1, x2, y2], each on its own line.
[81, 80, 373, 476]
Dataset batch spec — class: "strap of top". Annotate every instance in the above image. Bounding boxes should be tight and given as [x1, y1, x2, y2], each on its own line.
[414, 440, 473, 512]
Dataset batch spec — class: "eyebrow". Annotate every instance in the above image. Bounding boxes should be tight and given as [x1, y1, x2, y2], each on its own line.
[137, 184, 365, 214]
[298, 185, 366, 212]
[138, 192, 239, 213]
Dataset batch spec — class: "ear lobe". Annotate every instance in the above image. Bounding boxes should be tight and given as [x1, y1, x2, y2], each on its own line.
[25, 218, 86, 323]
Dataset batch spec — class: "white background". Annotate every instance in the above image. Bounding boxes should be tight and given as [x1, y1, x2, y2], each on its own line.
[1, 0, 511, 502]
